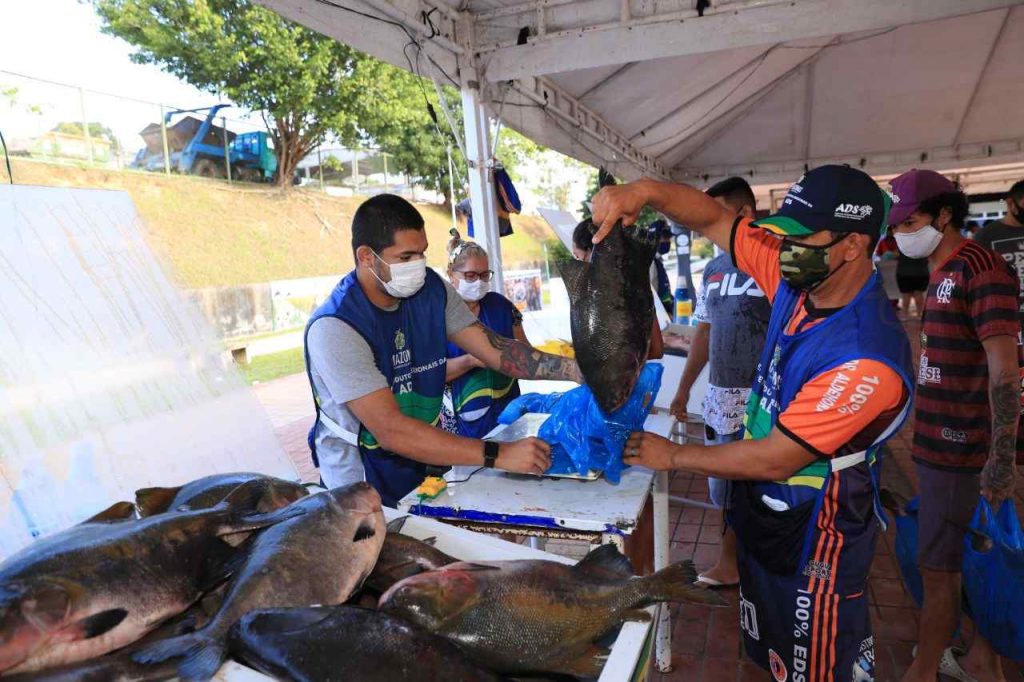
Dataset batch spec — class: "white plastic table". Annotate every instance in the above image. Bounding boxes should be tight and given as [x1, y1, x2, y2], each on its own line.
[396, 410, 678, 673]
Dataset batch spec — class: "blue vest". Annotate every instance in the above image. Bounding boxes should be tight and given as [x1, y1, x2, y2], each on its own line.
[446, 292, 521, 439]
[304, 269, 448, 507]
[732, 273, 913, 580]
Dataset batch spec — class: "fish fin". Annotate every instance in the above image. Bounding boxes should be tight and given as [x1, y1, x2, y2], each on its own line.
[224, 498, 307, 535]
[236, 607, 332, 637]
[574, 544, 635, 579]
[134, 486, 182, 518]
[420, 536, 438, 547]
[386, 516, 409, 533]
[555, 644, 610, 677]
[622, 608, 653, 623]
[353, 520, 377, 543]
[81, 500, 136, 524]
[642, 560, 729, 607]
[133, 632, 224, 681]
[197, 538, 248, 593]
[556, 259, 589, 302]
[71, 608, 129, 639]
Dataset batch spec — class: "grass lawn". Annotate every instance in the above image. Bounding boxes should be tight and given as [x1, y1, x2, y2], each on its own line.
[241, 347, 306, 384]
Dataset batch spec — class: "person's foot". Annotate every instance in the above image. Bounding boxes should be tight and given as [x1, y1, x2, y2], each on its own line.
[958, 648, 1005, 682]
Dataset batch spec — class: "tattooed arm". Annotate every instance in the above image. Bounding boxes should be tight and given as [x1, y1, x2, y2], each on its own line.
[449, 322, 583, 383]
[981, 335, 1020, 505]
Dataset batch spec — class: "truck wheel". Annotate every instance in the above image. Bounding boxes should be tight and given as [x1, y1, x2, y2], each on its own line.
[236, 167, 261, 183]
[194, 159, 225, 179]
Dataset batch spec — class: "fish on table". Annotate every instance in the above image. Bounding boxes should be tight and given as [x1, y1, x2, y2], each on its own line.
[380, 544, 727, 677]
[558, 221, 656, 413]
[132, 482, 385, 682]
[363, 516, 458, 594]
[0, 482, 302, 675]
[135, 472, 309, 518]
[229, 605, 504, 682]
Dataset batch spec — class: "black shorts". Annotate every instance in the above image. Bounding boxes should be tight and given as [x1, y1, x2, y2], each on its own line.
[896, 274, 928, 293]
[916, 463, 981, 572]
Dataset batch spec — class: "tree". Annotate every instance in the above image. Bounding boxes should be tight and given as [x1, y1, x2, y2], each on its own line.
[580, 168, 659, 228]
[92, 0, 362, 189]
[52, 122, 122, 155]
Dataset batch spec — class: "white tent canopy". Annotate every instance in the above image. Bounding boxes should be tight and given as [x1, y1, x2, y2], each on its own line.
[260, 0, 1024, 260]
[262, 0, 1024, 182]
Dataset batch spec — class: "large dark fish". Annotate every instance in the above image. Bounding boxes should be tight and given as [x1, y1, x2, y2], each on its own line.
[135, 473, 309, 518]
[133, 482, 385, 681]
[0, 483, 301, 675]
[380, 544, 727, 677]
[364, 517, 457, 594]
[558, 221, 656, 413]
[229, 605, 503, 682]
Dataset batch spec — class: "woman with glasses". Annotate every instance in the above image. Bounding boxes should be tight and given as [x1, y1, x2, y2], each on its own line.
[441, 230, 531, 437]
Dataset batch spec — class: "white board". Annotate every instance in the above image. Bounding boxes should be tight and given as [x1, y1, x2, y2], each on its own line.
[0, 186, 297, 556]
[537, 206, 580, 252]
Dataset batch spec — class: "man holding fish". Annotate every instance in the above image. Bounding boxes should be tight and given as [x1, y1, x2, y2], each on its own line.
[593, 165, 914, 682]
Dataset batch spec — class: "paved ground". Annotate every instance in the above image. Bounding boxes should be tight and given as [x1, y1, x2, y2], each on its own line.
[253, 317, 1024, 681]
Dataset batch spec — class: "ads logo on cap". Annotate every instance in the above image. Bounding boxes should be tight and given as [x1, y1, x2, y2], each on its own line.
[834, 203, 873, 220]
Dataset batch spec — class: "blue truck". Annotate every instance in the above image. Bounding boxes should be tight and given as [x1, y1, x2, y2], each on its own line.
[131, 104, 278, 182]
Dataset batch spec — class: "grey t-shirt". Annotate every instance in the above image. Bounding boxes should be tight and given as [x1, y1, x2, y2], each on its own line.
[306, 278, 479, 488]
[974, 221, 1024, 316]
[692, 253, 772, 433]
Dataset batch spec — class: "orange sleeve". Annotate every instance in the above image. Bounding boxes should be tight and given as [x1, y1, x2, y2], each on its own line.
[731, 217, 783, 302]
[776, 359, 907, 457]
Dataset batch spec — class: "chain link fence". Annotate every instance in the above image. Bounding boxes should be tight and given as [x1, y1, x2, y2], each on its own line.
[0, 70, 438, 200]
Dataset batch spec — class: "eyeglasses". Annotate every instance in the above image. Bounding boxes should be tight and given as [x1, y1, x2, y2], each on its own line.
[454, 269, 493, 282]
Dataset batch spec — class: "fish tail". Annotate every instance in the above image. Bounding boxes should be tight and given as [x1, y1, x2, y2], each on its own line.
[132, 631, 225, 681]
[639, 560, 729, 607]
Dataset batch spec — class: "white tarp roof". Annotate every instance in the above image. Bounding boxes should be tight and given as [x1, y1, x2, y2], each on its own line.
[261, 0, 1024, 186]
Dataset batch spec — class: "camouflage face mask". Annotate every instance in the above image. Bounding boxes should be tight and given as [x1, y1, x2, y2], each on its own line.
[778, 233, 848, 292]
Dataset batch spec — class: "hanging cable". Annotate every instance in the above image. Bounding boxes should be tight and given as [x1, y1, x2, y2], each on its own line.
[0, 127, 12, 184]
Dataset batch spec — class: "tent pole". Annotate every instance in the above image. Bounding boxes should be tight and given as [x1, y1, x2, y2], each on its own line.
[460, 74, 503, 291]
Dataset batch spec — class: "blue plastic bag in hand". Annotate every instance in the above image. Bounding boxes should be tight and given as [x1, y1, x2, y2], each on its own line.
[893, 497, 924, 609]
[962, 498, 1024, 660]
[497, 363, 663, 483]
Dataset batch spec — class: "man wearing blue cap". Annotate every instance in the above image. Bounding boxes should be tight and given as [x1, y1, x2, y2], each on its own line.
[593, 166, 914, 682]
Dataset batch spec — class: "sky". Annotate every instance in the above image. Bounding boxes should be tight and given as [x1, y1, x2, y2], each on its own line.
[0, 0, 260, 155]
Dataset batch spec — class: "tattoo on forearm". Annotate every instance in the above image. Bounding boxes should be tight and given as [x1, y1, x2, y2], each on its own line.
[983, 376, 1018, 496]
[478, 323, 580, 381]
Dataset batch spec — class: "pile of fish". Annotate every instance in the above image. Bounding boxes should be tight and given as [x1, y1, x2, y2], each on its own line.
[558, 221, 657, 413]
[0, 472, 727, 681]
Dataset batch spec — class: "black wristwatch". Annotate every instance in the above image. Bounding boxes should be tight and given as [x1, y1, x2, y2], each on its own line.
[483, 440, 500, 468]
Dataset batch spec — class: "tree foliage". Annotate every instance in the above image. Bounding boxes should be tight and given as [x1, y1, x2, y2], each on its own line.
[52, 122, 122, 153]
[92, 0, 361, 188]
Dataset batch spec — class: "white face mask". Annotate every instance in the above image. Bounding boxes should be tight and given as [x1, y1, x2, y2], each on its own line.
[895, 224, 943, 259]
[371, 251, 426, 298]
[456, 278, 487, 302]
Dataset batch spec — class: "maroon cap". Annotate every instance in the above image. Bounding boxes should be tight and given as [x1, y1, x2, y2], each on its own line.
[887, 169, 956, 226]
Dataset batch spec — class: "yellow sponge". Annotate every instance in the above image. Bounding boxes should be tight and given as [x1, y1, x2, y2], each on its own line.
[416, 476, 448, 500]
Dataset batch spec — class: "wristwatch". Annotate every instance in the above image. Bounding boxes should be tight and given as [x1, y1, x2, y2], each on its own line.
[483, 440, 500, 468]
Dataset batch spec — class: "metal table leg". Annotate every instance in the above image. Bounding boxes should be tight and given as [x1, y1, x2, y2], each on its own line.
[653, 470, 672, 672]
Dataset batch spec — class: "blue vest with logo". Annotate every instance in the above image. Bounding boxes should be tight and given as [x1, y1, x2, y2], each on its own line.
[446, 292, 521, 439]
[729, 273, 913, 682]
[304, 269, 448, 507]
[733, 272, 913, 576]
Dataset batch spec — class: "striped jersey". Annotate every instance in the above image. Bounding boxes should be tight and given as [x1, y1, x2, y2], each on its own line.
[913, 240, 1022, 471]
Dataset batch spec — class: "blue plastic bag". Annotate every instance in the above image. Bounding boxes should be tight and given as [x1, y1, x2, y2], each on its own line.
[962, 498, 1024, 660]
[893, 496, 924, 608]
[497, 363, 663, 484]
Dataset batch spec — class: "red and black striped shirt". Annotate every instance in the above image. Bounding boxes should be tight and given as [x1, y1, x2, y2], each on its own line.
[913, 240, 1022, 471]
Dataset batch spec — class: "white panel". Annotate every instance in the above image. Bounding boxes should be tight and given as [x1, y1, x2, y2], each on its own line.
[805, 12, 1005, 158]
[0, 186, 297, 556]
[957, 6, 1024, 144]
